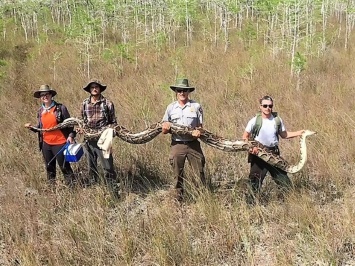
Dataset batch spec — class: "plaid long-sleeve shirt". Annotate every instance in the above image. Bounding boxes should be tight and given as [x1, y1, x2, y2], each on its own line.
[81, 96, 117, 129]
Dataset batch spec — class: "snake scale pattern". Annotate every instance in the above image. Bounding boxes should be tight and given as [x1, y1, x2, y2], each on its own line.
[31, 117, 316, 173]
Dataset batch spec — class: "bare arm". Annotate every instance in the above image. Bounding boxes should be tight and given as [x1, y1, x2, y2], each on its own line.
[242, 131, 251, 141]
[279, 130, 304, 139]
[24, 123, 39, 132]
[242, 130, 258, 154]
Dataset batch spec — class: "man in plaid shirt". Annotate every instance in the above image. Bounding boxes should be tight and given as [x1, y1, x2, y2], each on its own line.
[81, 79, 119, 197]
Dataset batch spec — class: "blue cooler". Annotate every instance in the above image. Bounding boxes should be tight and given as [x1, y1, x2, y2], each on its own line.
[64, 143, 84, 162]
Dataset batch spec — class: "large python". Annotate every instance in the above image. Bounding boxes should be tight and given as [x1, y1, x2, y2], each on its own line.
[31, 117, 316, 173]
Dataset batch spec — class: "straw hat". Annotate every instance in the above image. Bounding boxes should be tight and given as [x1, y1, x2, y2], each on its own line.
[33, 85, 57, 98]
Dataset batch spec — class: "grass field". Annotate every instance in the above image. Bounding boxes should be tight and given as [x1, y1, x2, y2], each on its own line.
[0, 1, 354, 265]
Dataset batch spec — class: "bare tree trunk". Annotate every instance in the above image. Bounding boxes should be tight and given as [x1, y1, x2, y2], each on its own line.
[185, 1, 191, 46]
[20, 13, 28, 42]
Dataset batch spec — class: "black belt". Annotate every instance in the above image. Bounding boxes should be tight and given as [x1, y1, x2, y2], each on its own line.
[265, 146, 277, 150]
[263, 145, 279, 153]
[172, 140, 197, 145]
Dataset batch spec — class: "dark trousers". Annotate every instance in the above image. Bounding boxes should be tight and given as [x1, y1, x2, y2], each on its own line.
[85, 140, 117, 186]
[248, 151, 293, 194]
[169, 140, 206, 197]
[42, 142, 75, 186]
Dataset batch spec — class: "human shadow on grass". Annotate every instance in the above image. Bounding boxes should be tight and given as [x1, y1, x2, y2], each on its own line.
[212, 177, 293, 206]
[116, 161, 170, 195]
[68, 158, 168, 198]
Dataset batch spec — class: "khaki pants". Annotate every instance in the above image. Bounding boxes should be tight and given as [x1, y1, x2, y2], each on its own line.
[169, 140, 206, 196]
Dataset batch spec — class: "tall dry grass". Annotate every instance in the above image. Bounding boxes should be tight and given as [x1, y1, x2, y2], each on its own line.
[0, 13, 355, 266]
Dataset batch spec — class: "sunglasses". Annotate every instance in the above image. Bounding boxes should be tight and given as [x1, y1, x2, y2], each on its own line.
[40, 93, 51, 97]
[261, 104, 273, 108]
[176, 89, 188, 93]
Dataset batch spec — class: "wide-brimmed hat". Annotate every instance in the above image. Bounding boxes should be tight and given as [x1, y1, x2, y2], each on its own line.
[83, 79, 107, 93]
[33, 85, 57, 98]
[170, 78, 195, 92]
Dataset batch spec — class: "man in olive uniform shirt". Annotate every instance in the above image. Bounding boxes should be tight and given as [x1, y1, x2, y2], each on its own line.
[162, 78, 206, 201]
